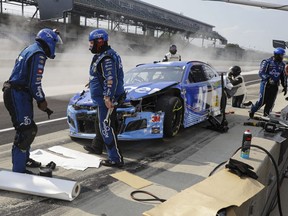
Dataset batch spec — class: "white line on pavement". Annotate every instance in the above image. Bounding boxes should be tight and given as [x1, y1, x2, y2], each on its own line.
[0, 117, 67, 133]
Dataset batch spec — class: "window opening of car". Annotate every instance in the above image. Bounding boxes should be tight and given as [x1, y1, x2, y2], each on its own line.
[203, 65, 217, 80]
[188, 65, 207, 83]
[124, 66, 184, 84]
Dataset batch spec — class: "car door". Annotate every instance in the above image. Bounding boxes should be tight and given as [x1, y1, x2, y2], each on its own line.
[202, 63, 222, 115]
[181, 63, 211, 128]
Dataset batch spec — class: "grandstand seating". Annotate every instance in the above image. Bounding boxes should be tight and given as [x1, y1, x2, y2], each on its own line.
[6, 0, 227, 44]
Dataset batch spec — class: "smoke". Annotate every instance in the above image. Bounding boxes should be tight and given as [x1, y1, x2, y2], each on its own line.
[0, 17, 266, 102]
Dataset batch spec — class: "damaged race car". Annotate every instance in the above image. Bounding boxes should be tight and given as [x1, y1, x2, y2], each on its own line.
[67, 61, 225, 140]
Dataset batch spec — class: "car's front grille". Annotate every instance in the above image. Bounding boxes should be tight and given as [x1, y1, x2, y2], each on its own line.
[125, 119, 147, 132]
[73, 104, 96, 111]
[76, 113, 96, 134]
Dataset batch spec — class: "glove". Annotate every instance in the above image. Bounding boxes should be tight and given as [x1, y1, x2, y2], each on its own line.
[44, 108, 54, 119]
[37, 100, 48, 111]
[225, 158, 258, 179]
[282, 87, 287, 96]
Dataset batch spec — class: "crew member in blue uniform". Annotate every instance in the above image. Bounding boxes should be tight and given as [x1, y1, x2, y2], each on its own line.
[249, 47, 287, 118]
[83, 29, 125, 168]
[2, 28, 62, 173]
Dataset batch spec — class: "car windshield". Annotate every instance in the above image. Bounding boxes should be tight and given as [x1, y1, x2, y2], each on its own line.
[124, 66, 184, 84]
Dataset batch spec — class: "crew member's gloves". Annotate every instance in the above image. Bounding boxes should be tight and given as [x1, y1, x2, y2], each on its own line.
[44, 108, 54, 119]
[37, 100, 53, 119]
[37, 100, 48, 111]
[282, 87, 287, 96]
[225, 158, 258, 179]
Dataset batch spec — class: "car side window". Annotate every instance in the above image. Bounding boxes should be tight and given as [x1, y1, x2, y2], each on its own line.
[203, 65, 217, 80]
[188, 65, 207, 83]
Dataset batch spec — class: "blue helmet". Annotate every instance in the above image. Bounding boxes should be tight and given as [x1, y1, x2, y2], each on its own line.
[36, 28, 62, 59]
[274, 47, 286, 55]
[89, 29, 109, 42]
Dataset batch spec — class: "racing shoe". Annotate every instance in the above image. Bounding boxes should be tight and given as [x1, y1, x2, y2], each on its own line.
[26, 158, 41, 168]
[249, 111, 254, 119]
[83, 145, 102, 155]
[242, 101, 253, 107]
[24, 169, 37, 175]
[101, 160, 124, 168]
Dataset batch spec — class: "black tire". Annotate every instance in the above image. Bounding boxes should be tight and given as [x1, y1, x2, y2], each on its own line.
[156, 96, 183, 137]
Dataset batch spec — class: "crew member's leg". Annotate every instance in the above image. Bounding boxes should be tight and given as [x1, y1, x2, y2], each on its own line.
[3, 89, 38, 173]
[263, 85, 278, 116]
[250, 82, 267, 118]
[84, 113, 104, 155]
[97, 106, 123, 166]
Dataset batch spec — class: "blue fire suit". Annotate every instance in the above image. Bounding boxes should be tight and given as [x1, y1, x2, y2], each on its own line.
[89, 47, 125, 163]
[2, 42, 47, 173]
[250, 57, 286, 116]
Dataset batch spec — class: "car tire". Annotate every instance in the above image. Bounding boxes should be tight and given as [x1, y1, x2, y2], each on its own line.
[156, 96, 183, 137]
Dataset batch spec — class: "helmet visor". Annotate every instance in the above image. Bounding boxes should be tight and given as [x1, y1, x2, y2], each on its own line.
[56, 34, 63, 45]
[53, 29, 63, 45]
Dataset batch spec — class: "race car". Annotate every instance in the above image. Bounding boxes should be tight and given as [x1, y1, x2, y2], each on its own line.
[67, 61, 224, 140]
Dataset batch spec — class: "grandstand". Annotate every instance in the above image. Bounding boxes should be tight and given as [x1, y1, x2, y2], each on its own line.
[1, 0, 227, 45]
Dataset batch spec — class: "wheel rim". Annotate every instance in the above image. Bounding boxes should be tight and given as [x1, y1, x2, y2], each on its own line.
[171, 100, 182, 135]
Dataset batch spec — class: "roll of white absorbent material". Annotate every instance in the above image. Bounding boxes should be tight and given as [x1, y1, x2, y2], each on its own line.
[0, 170, 81, 201]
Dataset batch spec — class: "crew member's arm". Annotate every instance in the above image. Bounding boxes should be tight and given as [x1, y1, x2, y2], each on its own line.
[280, 64, 287, 95]
[28, 53, 48, 111]
[162, 55, 168, 62]
[101, 57, 117, 109]
[229, 76, 243, 86]
[259, 59, 270, 81]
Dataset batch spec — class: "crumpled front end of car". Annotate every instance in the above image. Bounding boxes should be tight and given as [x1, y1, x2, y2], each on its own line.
[67, 104, 165, 140]
[117, 106, 164, 140]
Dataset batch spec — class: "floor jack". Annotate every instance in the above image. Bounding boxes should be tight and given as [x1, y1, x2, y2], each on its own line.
[207, 73, 229, 133]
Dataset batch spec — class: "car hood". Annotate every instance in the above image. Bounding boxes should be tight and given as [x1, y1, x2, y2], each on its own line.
[124, 81, 178, 100]
[69, 81, 178, 106]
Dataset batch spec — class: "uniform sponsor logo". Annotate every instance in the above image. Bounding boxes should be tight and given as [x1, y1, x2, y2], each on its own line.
[36, 86, 44, 98]
[23, 116, 31, 126]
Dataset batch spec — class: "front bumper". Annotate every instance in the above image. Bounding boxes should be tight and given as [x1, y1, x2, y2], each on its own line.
[67, 105, 164, 140]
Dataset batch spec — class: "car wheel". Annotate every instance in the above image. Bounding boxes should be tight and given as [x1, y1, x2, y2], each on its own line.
[156, 96, 183, 137]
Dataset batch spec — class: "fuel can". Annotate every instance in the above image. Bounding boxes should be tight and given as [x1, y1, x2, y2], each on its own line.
[241, 130, 252, 159]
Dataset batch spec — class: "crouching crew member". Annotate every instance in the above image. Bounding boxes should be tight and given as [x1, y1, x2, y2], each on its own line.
[227, 65, 247, 108]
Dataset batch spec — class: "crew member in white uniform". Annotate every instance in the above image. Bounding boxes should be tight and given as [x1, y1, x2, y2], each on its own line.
[227, 65, 247, 108]
[163, 44, 181, 62]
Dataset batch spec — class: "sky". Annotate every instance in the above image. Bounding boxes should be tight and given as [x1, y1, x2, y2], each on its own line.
[141, 0, 288, 53]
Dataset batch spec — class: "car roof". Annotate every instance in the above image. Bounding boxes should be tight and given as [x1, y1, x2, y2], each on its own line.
[136, 61, 207, 68]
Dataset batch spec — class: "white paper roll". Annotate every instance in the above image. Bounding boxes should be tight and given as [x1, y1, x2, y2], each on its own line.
[0, 170, 81, 201]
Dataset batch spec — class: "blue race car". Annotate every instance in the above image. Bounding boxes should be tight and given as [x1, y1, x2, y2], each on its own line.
[67, 61, 224, 140]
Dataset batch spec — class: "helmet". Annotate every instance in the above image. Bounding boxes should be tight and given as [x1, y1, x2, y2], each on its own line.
[229, 65, 241, 76]
[89, 29, 109, 54]
[274, 47, 286, 55]
[169, 44, 177, 55]
[89, 29, 108, 41]
[274, 47, 286, 62]
[35, 28, 62, 59]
